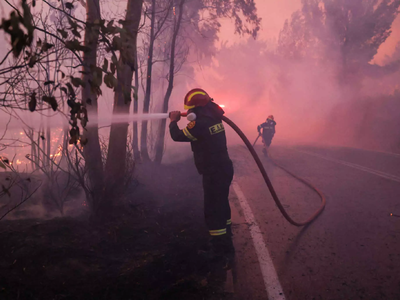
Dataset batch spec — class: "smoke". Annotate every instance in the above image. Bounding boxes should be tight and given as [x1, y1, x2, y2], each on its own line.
[193, 38, 338, 146]
[0, 172, 87, 221]
[190, 1, 400, 152]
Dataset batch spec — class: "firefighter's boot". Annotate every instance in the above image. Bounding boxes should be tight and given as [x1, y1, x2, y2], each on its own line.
[262, 147, 268, 157]
[200, 234, 234, 258]
[223, 234, 236, 269]
[209, 234, 235, 269]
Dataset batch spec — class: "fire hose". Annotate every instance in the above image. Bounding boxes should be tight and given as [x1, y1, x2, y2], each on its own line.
[174, 111, 326, 226]
[222, 116, 326, 227]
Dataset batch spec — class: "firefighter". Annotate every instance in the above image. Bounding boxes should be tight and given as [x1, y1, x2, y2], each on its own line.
[257, 115, 276, 155]
[169, 88, 234, 260]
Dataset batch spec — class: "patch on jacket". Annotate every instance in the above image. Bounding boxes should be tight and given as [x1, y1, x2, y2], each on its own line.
[209, 123, 224, 135]
[187, 121, 196, 129]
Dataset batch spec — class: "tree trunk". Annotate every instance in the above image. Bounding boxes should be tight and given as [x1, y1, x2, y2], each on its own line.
[45, 50, 51, 168]
[36, 130, 41, 167]
[154, 0, 185, 164]
[46, 117, 51, 167]
[30, 129, 35, 171]
[41, 128, 45, 168]
[140, 0, 156, 161]
[81, 0, 104, 214]
[132, 49, 141, 161]
[104, 0, 143, 191]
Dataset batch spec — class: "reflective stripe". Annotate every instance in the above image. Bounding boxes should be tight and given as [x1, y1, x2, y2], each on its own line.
[183, 127, 197, 141]
[188, 91, 206, 102]
[209, 229, 227, 236]
[226, 219, 232, 225]
[209, 123, 224, 135]
[184, 104, 195, 110]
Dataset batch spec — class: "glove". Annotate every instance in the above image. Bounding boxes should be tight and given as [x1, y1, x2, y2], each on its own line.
[169, 111, 181, 122]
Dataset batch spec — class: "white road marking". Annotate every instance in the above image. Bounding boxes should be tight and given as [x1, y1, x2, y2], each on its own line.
[232, 181, 286, 300]
[294, 149, 400, 184]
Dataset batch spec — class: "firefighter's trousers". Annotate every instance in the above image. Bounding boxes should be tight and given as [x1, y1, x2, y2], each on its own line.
[262, 132, 274, 147]
[202, 160, 234, 237]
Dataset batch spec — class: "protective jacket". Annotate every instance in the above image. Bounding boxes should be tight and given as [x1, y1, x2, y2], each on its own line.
[169, 101, 231, 175]
[258, 119, 276, 135]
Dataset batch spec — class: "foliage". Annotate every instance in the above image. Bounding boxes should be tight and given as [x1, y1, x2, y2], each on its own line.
[278, 0, 400, 66]
[0, 0, 137, 146]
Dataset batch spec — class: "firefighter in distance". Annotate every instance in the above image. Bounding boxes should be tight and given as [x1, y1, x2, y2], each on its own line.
[257, 115, 276, 155]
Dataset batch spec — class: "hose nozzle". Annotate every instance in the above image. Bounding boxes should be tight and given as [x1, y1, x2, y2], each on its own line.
[168, 111, 196, 121]
[168, 111, 187, 117]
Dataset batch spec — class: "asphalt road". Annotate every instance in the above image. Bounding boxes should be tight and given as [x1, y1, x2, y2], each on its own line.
[230, 144, 400, 300]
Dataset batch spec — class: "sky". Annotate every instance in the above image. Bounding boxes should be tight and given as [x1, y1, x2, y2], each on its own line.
[373, 15, 400, 64]
[219, 0, 302, 44]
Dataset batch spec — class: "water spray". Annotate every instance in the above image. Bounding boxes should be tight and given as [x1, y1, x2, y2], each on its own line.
[94, 111, 194, 125]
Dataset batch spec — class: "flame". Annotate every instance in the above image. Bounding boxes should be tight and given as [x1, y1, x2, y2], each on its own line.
[51, 146, 63, 159]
